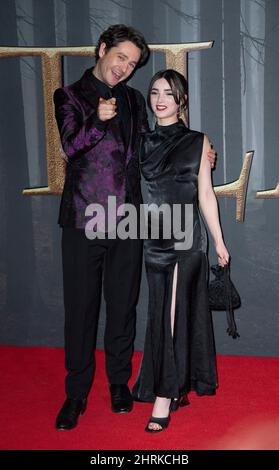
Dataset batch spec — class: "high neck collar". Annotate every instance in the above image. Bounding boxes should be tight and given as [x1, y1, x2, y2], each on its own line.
[155, 119, 186, 134]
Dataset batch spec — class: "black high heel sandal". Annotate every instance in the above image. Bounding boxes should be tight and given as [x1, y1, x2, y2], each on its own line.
[145, 414, 171, 433]
[170, 393, 190, 412]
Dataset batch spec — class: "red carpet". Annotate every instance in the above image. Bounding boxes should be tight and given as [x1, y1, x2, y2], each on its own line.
[0, 346, 279, 450]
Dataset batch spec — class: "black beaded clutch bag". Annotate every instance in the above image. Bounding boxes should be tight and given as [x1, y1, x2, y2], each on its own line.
[208, 264, 241, 339]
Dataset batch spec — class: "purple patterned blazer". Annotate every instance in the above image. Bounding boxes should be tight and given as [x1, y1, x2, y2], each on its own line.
[53, 67, 149, 228]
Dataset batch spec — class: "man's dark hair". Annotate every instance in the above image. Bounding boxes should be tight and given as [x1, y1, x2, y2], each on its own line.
[147, 69, 188, 111]
[95, 24, 150, 68]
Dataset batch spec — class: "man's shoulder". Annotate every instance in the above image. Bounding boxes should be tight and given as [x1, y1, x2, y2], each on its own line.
[54, 76, 82, 99]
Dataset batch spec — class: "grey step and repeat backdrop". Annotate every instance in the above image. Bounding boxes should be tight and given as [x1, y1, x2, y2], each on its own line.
[0, 0, 278, 356]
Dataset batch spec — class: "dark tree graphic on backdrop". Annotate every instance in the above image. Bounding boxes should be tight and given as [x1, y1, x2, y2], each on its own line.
[0, 0, 38, 341]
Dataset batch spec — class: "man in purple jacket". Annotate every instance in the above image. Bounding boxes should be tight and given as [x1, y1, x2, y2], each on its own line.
[54, 24, 150, 430]
[54, 24, 216, 430]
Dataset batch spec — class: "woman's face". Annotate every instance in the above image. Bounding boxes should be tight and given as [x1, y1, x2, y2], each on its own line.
[150, 78, 180, 126]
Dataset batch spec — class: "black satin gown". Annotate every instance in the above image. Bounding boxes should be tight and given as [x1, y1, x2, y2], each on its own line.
[132, 120, 218, 402]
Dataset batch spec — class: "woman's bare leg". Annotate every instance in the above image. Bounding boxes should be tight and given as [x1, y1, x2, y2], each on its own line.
[148, 263, 178, 431]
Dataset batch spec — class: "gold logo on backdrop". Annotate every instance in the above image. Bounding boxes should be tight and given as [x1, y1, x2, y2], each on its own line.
[214, 151, 253, 223]
[0, 44, 277, 222]
[256, 184, 279, 199]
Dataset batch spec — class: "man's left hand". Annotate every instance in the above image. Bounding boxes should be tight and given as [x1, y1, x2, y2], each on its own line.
[207, 144, 217, 169]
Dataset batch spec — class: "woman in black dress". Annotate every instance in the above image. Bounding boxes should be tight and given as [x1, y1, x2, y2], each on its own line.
[132, 69, 230, 432]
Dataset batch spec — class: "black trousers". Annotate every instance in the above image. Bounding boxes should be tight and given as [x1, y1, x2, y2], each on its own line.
[61, 228, 143, 399]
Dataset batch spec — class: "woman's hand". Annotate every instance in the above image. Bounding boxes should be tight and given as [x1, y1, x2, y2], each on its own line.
[215, 240, 230, 267]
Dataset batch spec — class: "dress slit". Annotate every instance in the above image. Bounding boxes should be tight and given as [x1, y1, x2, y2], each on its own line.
[170, 262, 178, 337]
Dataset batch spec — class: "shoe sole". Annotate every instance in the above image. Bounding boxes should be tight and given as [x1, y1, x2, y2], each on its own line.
[111, 407, 133, 414]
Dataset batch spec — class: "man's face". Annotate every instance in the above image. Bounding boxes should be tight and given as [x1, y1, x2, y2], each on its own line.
[94, 40, 141, 87]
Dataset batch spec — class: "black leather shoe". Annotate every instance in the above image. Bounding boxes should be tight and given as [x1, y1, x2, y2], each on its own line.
[170, 393, 190, 412]
[55, 398, 87, 430]
[110, 384, 133, 413]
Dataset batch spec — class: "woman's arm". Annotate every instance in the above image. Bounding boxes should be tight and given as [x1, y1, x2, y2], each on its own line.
[198, 134, 230, 266]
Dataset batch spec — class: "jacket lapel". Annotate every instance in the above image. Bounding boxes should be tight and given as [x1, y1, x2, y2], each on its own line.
[125, 87, 138, 166]
[78, 68, 100, 110]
